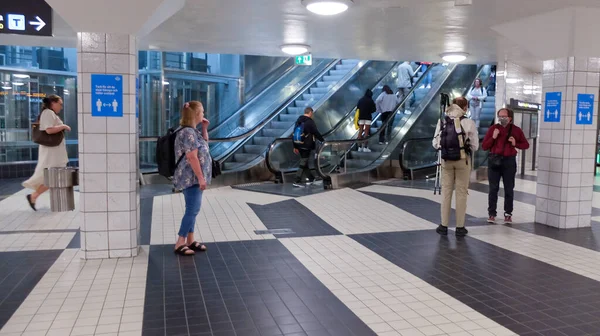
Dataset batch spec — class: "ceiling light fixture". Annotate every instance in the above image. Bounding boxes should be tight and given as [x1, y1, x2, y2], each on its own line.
[13, 74, 30, 79]
[440, 52, 469, 63]
[302, 0, 353, 16]
[1, 86, 11, 90]
[280, 44, 311, 55]
[506, 78, 520, 84]
[12, 82, 25, 86]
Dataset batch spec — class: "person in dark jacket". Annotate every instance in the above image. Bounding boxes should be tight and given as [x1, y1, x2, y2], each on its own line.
[481, 108, 529, 224]
[293, 107, 325, 187]
[356, 89, 377, 152]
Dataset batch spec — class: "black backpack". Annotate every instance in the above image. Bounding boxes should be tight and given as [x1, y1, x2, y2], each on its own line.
[156, 127, 189, 178]
[440, 116, 468, 161]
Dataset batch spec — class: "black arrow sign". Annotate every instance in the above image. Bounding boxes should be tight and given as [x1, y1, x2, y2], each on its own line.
[0, 0, 52, 37]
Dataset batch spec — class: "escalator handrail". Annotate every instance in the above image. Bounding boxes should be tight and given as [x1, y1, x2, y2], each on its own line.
[215, 59, 368, 167]
[208, 58, 297, 136]
[265, 61, 414, 176]
[315, 63, 458, 178]
[208, 59, 339, 146]
[399, 137, 437, 172]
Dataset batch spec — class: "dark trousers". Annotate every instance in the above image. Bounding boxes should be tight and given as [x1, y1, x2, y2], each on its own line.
[295, 149, 314, 183]
[488, 156, 517, 216]
[379, 111, 394, 143]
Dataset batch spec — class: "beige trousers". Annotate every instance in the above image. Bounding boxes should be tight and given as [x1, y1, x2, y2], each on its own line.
[441, 159, 471, 228]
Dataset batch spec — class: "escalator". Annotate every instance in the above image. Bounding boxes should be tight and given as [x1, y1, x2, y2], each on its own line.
[270, 63, 483, 188]
[209, 59, 400, 185]
[265, 62, 426, 181]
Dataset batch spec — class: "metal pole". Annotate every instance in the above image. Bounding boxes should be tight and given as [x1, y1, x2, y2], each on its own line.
[520, 149, 526, 176]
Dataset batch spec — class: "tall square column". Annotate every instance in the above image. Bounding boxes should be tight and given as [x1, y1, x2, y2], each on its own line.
[535, 57, 599, 228]
[77, 33, 140, 258]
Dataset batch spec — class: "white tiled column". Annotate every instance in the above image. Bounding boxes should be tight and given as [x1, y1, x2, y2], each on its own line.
[77, 33, 140, 258]
[535, 57, 599, 229]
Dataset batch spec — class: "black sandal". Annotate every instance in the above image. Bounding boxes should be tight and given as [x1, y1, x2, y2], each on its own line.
[188, 241, 207, 252]
[174, 245, 195, 256]
[26, 195, 37, 211]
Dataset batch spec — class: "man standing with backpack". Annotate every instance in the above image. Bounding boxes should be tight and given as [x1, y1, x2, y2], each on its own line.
[432, 97, 479, 236]
[293, 107, 324, 187]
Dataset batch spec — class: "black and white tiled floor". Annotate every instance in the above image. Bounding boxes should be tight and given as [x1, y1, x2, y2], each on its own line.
[4, 172, 600, 335]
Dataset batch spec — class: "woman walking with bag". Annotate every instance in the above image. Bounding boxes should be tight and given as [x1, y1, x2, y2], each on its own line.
[23, 95, 70, 211]
[482, 108, 529, 223]
[172, 101, 211, 256]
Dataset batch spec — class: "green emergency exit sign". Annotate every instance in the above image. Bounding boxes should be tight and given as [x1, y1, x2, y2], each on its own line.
[295, 55, 312, 66]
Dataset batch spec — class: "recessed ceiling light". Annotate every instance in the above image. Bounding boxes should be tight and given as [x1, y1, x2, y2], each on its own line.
[13, 74, 30, 79]
[506, 78, 520, 84]
[280, 44, 311, 55]
[440, 52, 469, 63]
[162, 81, 169, 85]
[302, 0, 352, 15]
[2, 86, 11, 90]
[12, 82, 25, 86]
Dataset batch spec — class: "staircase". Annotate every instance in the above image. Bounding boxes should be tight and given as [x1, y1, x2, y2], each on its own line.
[223, 59, 361, 171]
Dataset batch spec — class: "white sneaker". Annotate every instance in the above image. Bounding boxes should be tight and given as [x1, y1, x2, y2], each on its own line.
[426, 84, 431, 89]
[363, 148, 372, 153]
[379, 142, 384, 145]
[404, 110, 412, 115]
[358, 147, 363, 152]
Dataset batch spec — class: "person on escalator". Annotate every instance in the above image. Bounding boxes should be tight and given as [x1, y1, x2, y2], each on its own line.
[356, 89, 377, 152]
[432, 97, 479, 237]
[293, 107, 325, 187]
[396, 61, 415, 114]
[376, 85, 401, 145]
[419, 62, 433, 89]
[466, 78, 487, 128]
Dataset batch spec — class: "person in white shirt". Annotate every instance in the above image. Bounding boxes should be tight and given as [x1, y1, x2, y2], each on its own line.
[432, 97, 479, 237]
[376, 85, 400, 144]
[396, 61, 414, 114]
[466, 78, 487, 128]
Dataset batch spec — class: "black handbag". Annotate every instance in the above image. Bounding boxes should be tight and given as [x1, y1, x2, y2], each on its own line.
[488, 125, 512, 170]
[211, 157, 222, 178]
[31, 112, 64, 147]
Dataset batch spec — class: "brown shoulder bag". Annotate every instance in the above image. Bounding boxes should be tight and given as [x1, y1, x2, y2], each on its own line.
[32, 112, 64, 147]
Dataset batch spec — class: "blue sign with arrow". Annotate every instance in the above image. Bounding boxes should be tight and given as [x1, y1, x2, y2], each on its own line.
[544, 91, 561, 122]
[576, 94, 594, 125]
[91, 74, 123, 117]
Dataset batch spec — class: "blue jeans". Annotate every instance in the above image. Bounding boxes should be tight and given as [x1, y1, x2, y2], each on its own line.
[421, 65, 432, 86]
[179, 185, 203, 238]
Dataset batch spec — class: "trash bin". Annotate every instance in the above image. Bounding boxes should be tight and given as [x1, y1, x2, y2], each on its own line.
[44, 167, 78, 212]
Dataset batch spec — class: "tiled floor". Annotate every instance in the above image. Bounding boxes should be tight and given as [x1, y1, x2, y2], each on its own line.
[5, 175, 600, 336]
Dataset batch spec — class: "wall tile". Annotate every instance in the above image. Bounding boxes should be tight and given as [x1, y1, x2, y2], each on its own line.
[83, 212, 108, 231]
[105, 34, 129, 54]
[106, 54, 130, 74]
[83, 231, 108, 251]
[108, 231, 131, 250]
[107, 173, 131, 193]
[107, 154, 131, 173]
[108, 211, 130, 231]
[106, 134, 130, 154]
[82, 193, 107, 212]
[81, 33, 106, 53]
[81, 53, 106, 73]
[108, 192, 131, 212]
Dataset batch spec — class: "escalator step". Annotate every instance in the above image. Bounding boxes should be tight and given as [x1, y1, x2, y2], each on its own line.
[287, 107, 304, 114]
[244, 145, 265, 154]
[302, 93, 324, 102]
[330, 69, 350, 76]
[233, 153, 258, 162]
[316, 81, 335, 88]
[310, 87, 329, 94]
[279, 114, 299, 122]
[323, 75, 344, 82]
[253, 136, 276, 146]
[270, 121, 291, 129]
[295, 100, 312, 107]
[261, 128, 285, 137]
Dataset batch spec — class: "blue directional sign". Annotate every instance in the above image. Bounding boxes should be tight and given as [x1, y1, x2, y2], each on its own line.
[91, 74, 123, 117]
[576, 94, 594, 125]
[544, 91, 561, 122]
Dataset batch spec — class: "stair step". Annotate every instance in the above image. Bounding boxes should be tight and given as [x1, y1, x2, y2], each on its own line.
[261, 128, 285, 137]
[310, 87, 329, 94]
[323, 75, 344, 82]
[302, 93, 324, 102]
[349, 151, 380, 160]
[329, 69, 350, 77]
[243, 145, 265, 154]
[269, 121, 291, 129]
[295, 100, 312, 107]
[287, 107, 304, 114]
[279, 113, 299, 122]
[343, 159, 371, 169]
[233, 153, 258, 163]
[341, 59, 360, 65]
[316, 81, 335, 88]
[253, 136, 275, 146]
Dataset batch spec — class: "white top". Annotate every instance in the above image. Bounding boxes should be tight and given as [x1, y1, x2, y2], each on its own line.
[22, 109, 69, 190]
[375, 92, 400, 113]
[397, 62, 414, 88]
[466, 86, 488, 108]
[432, 104, 479, 152]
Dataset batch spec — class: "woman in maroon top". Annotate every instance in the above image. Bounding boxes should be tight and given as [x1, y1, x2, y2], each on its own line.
[481, 108, 530, 223]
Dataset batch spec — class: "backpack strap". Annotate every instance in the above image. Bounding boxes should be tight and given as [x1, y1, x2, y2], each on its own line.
[174, 126, 194, 169]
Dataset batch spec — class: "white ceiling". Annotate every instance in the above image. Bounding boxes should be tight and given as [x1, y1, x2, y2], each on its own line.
[3, 0, 600, 72]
